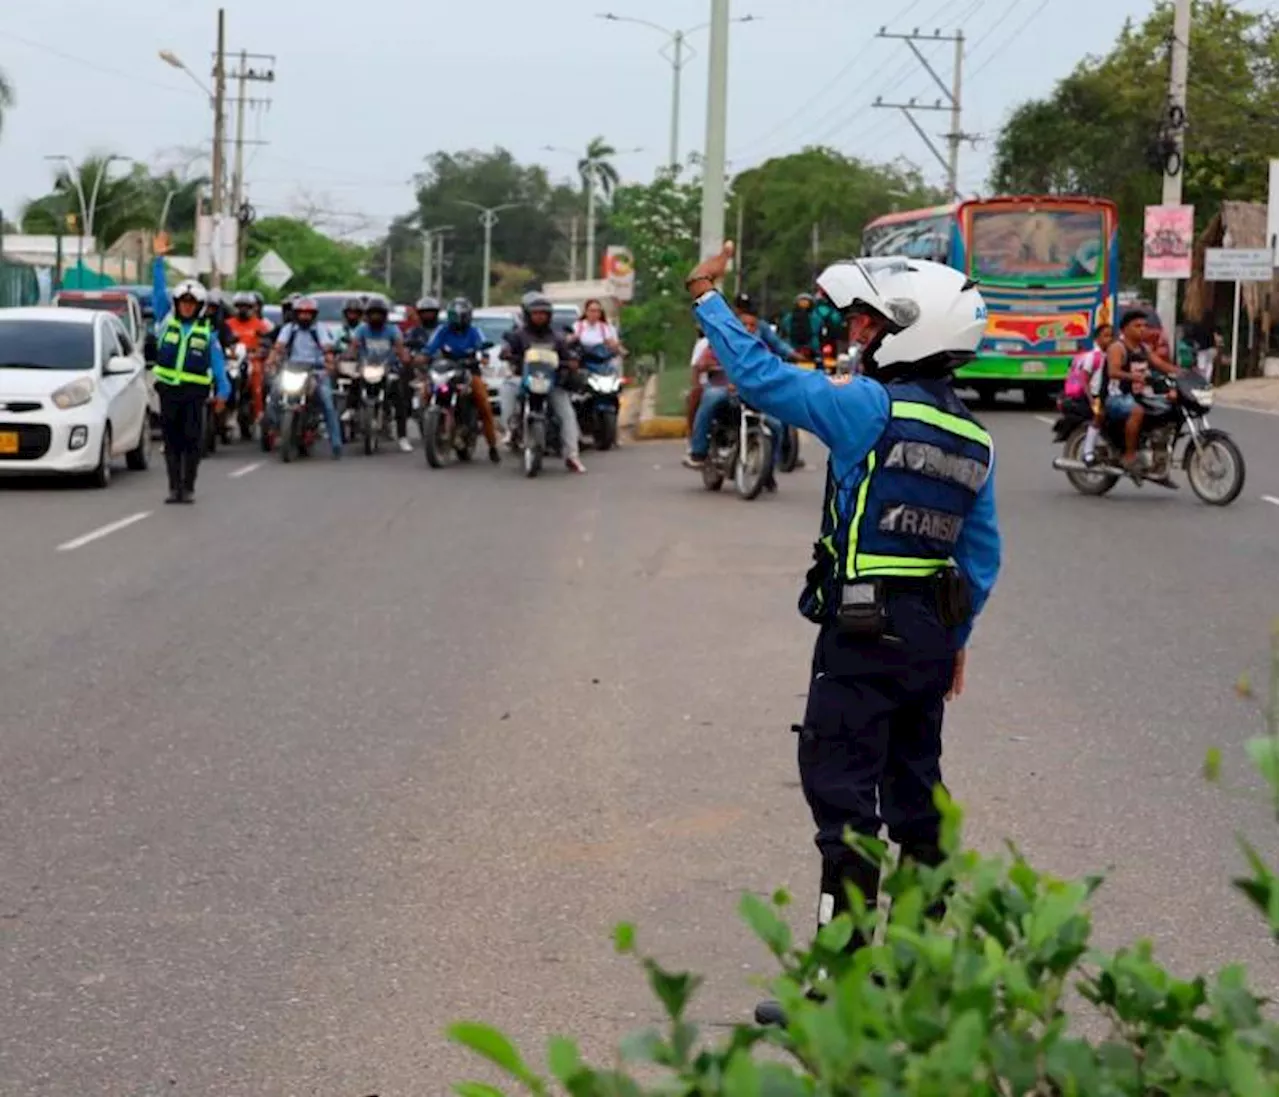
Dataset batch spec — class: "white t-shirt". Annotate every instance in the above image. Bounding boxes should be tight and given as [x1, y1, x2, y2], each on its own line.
[573, 319, 617, 348]
[690, 337, 709, 367]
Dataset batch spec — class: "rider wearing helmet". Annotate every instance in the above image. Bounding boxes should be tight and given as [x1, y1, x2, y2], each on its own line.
[403, 295, 442, 361]
[268, 295, 342, 458]
[684, 245, 1001, 1027]
[349, 294, 411, 450]
[335, 296, 365, 358]
[227, 291, 272, 353]
[424, 297, 500, 462]
[149, 242, 231, 503]
[498, 291, 585, 473]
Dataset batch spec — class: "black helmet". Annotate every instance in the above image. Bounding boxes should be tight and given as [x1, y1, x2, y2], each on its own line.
[733, 291, 757, 315]
[521, 291, 552, 329]
[447, 297, 473, 329]
[364, 294, 389, 318]
[342, 295, 364, 314]
[416, 295, 440, 315]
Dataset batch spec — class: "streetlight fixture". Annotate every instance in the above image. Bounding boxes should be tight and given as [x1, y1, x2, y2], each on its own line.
[597, 10, 758, 170]
[43, 153, 133, 240]
[543, 143, 642, 283]
[455, 201, 520, 308]
[158, 50, 215, 101]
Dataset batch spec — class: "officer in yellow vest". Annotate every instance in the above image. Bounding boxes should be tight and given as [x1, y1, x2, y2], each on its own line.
[686, 243, 1002, 1026]
[151, 256, 231, 503]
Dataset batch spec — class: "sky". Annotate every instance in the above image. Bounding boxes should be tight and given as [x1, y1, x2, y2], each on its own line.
[0, 0, 1269, 242]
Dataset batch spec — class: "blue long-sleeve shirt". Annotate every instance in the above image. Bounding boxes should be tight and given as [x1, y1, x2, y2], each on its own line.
[426, 324, 484, 358]
[757, 320, 795, 361]
[150, 257, 231, 400]
[694, 292, 1000, 646]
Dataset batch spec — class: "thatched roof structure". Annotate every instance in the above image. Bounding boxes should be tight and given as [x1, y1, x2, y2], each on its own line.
[1183, 201, 1276, 339]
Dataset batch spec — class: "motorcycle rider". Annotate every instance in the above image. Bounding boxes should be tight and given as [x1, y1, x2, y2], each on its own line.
[734, 292, 799, 363]
[349, 294, 411, 450]
[149, 243, 231, 503]
[425, 297, 501, 463]
[227, 290, 274, 426]
[685, 244, 1001, 1027]
[335, 296, 365, 358]
[268, 296, 342, 459]
[499, 291, 586, 473]
[404, 295, 442, 360]
[1106, 308, 1179, 470]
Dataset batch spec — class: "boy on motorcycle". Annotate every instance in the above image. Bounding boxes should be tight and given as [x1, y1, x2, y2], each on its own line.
[349, 295, 412, 450]
[499, 292, 586, 473]
[425, 297, 500, 463]
[267, 297, 342, 458]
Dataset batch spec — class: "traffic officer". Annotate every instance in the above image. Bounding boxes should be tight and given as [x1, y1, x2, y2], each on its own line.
[150, 251, 230, 504]
[685, 243, 1001, 1025]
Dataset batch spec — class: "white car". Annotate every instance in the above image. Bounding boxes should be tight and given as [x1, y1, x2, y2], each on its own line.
[472, 307, 521, 411]
[0, 307, 152, 487]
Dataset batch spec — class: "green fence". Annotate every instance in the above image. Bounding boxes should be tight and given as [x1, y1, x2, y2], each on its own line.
[0, 259, 39, 307]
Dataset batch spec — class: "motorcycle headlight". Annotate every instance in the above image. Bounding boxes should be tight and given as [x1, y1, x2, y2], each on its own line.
[51, 377, 95, 409]
[589, 375, 619, 393]
[1190, 387, 1214, 407]
[526, 372, 553, 395]
[430, 370, 453, 387]
[361, 365, 385, 383]
[281, 370, 308, 395]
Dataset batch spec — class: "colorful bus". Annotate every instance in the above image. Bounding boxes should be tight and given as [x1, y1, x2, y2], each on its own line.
[861, 196, 1119, 405]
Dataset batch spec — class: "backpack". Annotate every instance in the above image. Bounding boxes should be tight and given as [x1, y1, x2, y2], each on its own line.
[285, 323, 324, 358]
[1064, 348, 1103, 399]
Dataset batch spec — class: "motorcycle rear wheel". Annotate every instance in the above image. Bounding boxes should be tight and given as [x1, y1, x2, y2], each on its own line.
[1062, 425, 1118, 496]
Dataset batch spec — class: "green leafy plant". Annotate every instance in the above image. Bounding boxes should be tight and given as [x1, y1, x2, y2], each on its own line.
[451, 722, 1278, 1096]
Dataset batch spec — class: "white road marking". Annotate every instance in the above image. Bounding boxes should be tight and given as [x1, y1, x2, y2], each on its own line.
[228, 461, 264, 479]
[57, 511, 152, 552]
[1033, 415, 1057, 425]
[1262, 495, 1279, 506]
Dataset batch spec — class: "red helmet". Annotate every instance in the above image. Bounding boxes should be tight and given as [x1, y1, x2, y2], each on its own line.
[293, 296, 318, 315]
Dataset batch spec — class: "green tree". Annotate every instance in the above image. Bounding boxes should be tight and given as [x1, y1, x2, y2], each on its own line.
[731, 147, 943, 316]
[243, 215, 379, 292]
[579, 135, 621, 201]
[990, 0, 1278, 286]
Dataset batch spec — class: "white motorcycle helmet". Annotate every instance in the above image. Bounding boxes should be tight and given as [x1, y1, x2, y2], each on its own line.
[815, 257, 987, 377]
[172, 279, 208, 305]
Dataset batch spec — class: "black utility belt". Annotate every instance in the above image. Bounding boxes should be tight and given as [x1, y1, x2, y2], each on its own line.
[834, 568, 971, 639]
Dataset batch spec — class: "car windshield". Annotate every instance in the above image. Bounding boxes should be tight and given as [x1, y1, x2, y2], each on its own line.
[0, 320, 95, 370]
[311, 296, 355, 323]
[475, 315, 517, 344]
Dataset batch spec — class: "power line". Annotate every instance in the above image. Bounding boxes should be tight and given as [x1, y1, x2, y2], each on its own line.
[964, 0, 1019, 57]
[967, 0, 1051, 82]
[0, 29, 203, 98]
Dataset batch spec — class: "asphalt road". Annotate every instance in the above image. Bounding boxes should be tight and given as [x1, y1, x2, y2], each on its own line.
[1, 404, 1276, 1095]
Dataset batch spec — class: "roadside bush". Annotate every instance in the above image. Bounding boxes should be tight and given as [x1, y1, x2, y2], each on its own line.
[451, 725, 1278, 1096]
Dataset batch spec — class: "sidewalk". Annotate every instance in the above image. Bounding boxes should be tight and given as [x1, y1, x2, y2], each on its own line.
[632, 374, 687, 440]
[1215, 377, 1277, 413]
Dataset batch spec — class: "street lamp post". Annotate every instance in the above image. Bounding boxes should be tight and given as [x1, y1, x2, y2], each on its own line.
[700, 0, 730, 260]
[597, 10, 757, 171]
[455, 202, 519, 308]
[43, 153, 132, 241]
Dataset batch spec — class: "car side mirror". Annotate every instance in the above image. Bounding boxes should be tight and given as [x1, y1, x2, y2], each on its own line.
[105, 354, 136, 376]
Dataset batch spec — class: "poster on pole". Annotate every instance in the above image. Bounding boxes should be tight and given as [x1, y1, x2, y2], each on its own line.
[1141, 204, 1194, 279]
[604, 245, 635, 301]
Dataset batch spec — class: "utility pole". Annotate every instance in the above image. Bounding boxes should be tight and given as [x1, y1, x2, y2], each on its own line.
[435, 236, 445, 299]
[872, 27, 971, 199]
[699, 0, 730, 260]
[1155, 0, 1192, 336]
[669, 30, 685, 171]
[209, 7, 227, 288]
[569, 216, 579, 281]
[584, 165, 598, 281]
[227, 49, 275, 273]
[420, 231, 433, 299]
[810, 221, 820, 271]
[384, 240, 393, 289]
[457, 201, 519, 308]
[734, 198, 745, 293]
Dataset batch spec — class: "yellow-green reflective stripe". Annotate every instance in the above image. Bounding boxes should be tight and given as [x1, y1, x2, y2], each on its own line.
[153, 367, 212, 386]
[845, 449, 877, 578]
[890, 401, 992, 448]
[853, 554, 951, 576]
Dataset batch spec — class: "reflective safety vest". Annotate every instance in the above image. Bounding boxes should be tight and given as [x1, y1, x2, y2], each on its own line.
[153, 317, 215, 389]
[800, 378, 993, 622]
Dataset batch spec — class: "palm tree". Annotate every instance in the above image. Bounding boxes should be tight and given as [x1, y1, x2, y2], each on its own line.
[577, 136, 620, 201]
[0, 68, 14, 139]
[577, 136, 619, 279]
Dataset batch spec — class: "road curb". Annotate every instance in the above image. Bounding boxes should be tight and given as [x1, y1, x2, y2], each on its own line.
[633, 416, 688, 440]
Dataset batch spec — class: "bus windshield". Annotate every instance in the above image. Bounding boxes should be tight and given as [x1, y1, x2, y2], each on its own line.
[968, 207, 1104, 283]
[863, 212, 951, 262]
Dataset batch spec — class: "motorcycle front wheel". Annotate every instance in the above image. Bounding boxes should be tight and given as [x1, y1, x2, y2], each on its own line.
[424, 407, 448, 468]
[735, 430, 773, 500]
[1186, 429, 1245, 506]
[360, 406, 375, 456]
[279, 410, 296, 463]
[595, 408, 618, 451]
[524, 419, 545, 478]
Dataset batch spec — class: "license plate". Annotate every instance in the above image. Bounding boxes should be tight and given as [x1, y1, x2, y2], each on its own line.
[0, 431, 18, 454]
[1021, 361, 1046, 375]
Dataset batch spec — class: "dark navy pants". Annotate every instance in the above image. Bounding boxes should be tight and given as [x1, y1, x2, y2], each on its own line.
[797, 590, 957, 927]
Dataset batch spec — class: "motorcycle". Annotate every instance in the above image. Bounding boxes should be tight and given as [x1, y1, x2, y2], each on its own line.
[509, 346, 564, 478]
[353, 360, 392, 456]
[421, 352, 482, 468]
[1050, 368, 1245, 505]
[264, 363, 321, 463]
[571, 343, 625, 451]
[228, 342, 258, 442]
[702, 389, 775, 500]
